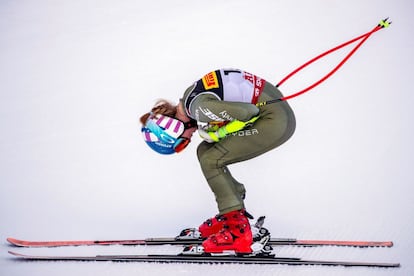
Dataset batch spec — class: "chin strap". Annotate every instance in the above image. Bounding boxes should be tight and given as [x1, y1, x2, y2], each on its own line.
[183, 118, 198, 129]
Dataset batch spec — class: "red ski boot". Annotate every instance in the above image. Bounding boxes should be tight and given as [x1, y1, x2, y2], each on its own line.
[199, 210, 254, 239]
[202, 209, 253, 254]
[198, 214, 226, 238]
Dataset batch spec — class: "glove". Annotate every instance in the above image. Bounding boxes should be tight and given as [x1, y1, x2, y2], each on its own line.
[198, 116, 259, 143]
[198, 127, 219, 143]
[197, 121, 228, 143]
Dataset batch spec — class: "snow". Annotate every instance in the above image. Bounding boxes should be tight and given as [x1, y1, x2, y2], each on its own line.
[1, 0, 413, 275]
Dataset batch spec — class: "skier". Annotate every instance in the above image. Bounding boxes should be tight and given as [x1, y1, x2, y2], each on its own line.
[140, 68, 296, 253]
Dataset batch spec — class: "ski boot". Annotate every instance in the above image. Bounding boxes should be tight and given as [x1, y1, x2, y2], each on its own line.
[177, 214, 227, 240]
[198, 210, 254, 238]
[176, 210, 253, 241]
[202, 209, 253, 254]
[181, 214, 273, 256]
[198, 214, 226, 238]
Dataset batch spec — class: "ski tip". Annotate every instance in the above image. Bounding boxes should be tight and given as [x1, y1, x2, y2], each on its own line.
[6, 237, 33, 247]
[8, 250, 25, 258]
[374, 241, 394, 247]
[6, 237, 22, 247]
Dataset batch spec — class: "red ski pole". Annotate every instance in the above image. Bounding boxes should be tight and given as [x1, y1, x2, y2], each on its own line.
[256, 18, 391, 107]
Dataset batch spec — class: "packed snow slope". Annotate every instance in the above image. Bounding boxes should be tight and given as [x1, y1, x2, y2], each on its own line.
[1, 0, 413, 275]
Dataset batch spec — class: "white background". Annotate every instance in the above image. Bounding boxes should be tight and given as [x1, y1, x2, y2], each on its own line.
[1, 0, 413, 275]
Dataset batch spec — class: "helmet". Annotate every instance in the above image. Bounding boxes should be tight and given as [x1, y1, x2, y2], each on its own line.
[141, 114, 186, 155]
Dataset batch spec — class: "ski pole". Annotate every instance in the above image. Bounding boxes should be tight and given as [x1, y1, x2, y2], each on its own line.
[256, 18, 391, 107]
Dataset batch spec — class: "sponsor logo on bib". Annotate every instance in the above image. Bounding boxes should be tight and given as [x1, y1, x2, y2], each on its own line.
[202, 71, 219, 90]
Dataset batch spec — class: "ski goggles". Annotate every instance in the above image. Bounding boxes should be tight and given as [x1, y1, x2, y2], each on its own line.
[141, 113, 197, 154]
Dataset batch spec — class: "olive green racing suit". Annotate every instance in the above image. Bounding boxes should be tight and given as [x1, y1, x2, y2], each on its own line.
[181, 69, 296, 214]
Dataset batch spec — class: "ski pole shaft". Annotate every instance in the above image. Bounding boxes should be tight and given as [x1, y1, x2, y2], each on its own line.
[256, 18, 390, 107]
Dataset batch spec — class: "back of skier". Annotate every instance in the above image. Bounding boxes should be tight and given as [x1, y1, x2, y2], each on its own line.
[140, 68, 296, 253]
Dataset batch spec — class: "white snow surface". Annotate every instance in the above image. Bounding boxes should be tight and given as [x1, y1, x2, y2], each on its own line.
[1, 0, 413, 275]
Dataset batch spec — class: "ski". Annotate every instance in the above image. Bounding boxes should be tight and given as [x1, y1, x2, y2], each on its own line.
[7, 216, 394, 248]
[7, 236, 393, 248]
[8, 251, 400, 267]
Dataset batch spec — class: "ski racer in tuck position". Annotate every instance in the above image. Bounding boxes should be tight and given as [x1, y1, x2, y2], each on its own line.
[140, 68, 296, 253]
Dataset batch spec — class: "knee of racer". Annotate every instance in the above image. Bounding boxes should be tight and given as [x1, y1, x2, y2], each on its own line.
[197, 143, 227, 174]
[198, 150, 218, 171]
